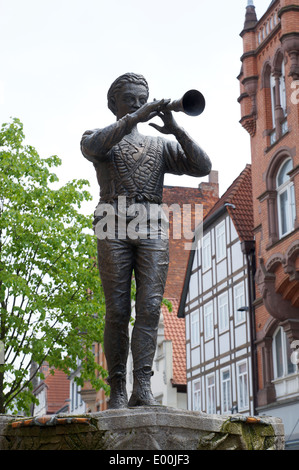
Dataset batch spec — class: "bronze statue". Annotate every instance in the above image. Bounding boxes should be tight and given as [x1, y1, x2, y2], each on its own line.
[81, 73, 211, 409]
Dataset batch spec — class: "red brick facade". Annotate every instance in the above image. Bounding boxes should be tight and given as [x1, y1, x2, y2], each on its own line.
[238, 0, 299, 408]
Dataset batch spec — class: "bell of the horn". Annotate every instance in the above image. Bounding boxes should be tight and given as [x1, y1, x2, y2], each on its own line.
[167, 89, 205, 116]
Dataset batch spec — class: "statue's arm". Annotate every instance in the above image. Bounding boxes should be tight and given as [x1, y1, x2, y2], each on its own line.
[80, 115, 136, 163]
[150, 109, 211, 177]
[81, 99, 170, 163]
[168, 127, 212, 177]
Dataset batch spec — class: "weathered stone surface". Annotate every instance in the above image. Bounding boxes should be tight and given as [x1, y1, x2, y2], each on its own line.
[0, 407, 285, 451]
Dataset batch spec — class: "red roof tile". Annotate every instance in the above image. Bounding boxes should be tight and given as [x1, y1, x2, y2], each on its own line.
[44, 368, 69, 414]
[162, 299, 186, 386]
[204, 164, 253, 241]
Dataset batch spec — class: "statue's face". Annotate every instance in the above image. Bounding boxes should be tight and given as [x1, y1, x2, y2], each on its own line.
[114, 83, 148, 119]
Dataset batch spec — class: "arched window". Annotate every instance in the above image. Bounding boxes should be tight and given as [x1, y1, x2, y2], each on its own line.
[276, 158, 296, 237]
[263, 150, 296, 246]
[270, 72, 276, 129]
[262, 62, 274, 131]
[272, 327, 296, 379]
[264, 51, 288, 145]
[280, 61, 287, 118]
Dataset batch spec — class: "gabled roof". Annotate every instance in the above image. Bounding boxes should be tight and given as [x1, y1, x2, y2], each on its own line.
[204, 163, 253, 242]
[43, 368, 70, 414]
[178, 164, 254, 318]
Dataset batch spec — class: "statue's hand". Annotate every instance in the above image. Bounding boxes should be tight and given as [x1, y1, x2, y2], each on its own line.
[149, 109, 180, 135]
[131, 99, 171, 124]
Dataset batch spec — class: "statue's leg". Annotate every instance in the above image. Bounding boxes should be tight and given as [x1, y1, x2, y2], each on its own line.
[97, 238, 134, 409]
[129, 238, 169, 406]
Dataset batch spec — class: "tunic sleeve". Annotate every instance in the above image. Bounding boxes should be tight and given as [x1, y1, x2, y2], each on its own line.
[80, 114, 135, 164]
[163, 135, 211, 177]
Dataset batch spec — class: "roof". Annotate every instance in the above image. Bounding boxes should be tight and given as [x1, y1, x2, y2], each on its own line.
[204, 164, 253, 241]
[161, 299, 186, 386]
[43, 368, 70, 414]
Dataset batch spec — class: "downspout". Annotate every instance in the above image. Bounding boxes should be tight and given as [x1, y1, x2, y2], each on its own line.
[241, 240, 258, 416]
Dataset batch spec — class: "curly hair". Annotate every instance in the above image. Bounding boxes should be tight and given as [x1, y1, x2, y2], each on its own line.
[107, 73, 149, 115]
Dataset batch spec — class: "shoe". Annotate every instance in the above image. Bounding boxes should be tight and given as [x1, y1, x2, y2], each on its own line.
[128, 367, 160, 407]
[107, 373, 128, 409]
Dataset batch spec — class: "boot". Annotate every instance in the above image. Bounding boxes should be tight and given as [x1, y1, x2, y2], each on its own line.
[107, 373, 128, 409]
[128, 367, 160, 407]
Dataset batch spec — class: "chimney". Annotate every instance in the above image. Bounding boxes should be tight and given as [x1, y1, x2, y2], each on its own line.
[199, 170, 219, 198]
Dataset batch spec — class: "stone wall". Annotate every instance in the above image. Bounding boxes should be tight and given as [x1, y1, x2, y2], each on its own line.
[0, 407, 285, 451]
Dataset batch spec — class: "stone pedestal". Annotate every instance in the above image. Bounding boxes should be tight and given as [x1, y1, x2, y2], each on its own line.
[0, 407, 284, 451]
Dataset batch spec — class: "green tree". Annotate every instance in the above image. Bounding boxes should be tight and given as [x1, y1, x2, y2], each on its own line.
[0, 118, 108, 414]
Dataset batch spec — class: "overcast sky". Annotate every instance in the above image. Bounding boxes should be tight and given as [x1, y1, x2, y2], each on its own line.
[0, 0, 272, 213]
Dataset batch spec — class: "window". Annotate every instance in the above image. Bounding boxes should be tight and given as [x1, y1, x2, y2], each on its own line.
[218, 292, 229, 332]
[206, 374, 216, 414]
[190, 310, 200, 347]
[216, 221, 226, 262]
[202, 233, 211, 271]
[193, 379, 201, 411]
[280, 61, 287, 118]
[237, 361, 249, 410]
[265, 151, 296, 246]
[70, 379, 83, 411]
[264, 51, 287, 145]
[234, 282, 245, 324]
[277, 159, 296, 237]
[204, 301, 213, 340]
[270, 73, 276, 130]
[221, 369, 232, 413]
[273, 327, 296, 379]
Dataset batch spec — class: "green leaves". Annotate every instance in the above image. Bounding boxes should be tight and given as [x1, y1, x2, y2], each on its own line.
[0, 118, 106, 414]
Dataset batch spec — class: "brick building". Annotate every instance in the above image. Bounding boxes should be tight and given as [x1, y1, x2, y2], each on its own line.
[238, 0, 299, 447]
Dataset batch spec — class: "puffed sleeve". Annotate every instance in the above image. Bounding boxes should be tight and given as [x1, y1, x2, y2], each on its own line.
[162, 132, 211, 177]
[81, 114, 136, 164]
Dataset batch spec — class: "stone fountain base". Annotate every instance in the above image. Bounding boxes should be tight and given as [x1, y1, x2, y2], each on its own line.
[0, 407, 284, 451]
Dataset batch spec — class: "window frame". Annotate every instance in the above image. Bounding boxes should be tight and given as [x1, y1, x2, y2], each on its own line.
[221, 367, 232, 414]
[206, 373, 216, 414]
[192, 379, 201, 411]
[203, 301, 213, 340]
[272, 326, 296, 379]
[216, 220, 226, 262]
[190, 310, 200, 347]
[234, 282, 246, 325]
[276, 158, 296, 238]
[237, 360, 249, 411]
[202, 232, 211, 272]
[218, 291, 229, 333]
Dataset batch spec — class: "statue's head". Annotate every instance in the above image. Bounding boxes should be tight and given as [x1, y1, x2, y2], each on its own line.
[107, 73, 149, 117]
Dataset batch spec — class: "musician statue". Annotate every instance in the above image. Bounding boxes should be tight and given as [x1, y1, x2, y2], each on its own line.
[80, 73, 211, 409]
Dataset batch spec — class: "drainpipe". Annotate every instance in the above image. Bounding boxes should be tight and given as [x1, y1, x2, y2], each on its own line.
[241, 240, 258, 416]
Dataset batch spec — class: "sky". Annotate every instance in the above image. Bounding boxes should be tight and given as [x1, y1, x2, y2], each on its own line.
[0, 0, 272, 214]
